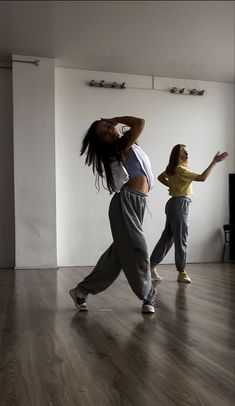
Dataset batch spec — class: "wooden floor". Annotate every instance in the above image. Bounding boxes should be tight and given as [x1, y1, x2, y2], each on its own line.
[0, 263, 234, 406]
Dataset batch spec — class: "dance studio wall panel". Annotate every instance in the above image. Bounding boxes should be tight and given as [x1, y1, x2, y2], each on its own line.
[55, 68, 234, 266]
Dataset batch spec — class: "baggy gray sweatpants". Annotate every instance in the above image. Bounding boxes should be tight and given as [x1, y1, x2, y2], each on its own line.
[150, 196, 191, 272]
[78, 187, 156, 303]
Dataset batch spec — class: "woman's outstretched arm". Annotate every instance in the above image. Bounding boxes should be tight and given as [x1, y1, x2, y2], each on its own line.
[194, 152, 228, 182]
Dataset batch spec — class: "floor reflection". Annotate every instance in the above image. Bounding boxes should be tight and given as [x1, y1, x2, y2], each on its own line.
[70, 312, 160, 404]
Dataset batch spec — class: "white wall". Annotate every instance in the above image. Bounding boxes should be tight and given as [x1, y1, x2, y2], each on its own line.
[0, 69, 15, 268]
[13, 56, 57, 268]
[55, 68, 234, 266]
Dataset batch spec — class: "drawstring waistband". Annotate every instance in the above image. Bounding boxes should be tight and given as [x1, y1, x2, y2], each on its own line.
[146, 200, 152, 217]
[121, 186, 148, 198]
[120, 186, 152, 217]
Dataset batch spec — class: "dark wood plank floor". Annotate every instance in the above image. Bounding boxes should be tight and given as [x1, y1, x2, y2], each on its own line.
[0, 263, 234, 406]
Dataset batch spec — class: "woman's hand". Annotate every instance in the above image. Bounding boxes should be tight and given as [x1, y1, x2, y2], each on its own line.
[195, 151, 228, 182]
[212, 152, 228, 163]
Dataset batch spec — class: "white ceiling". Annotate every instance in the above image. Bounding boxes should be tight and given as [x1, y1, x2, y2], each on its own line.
[0, 0, 234, 83]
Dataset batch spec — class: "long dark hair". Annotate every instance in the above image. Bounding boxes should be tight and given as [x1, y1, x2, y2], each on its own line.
[166, 144, 186, 175]
[80, 120, 125, 193]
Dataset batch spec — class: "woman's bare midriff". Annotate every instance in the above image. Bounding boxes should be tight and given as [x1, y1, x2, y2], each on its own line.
[125, 174, 149, 196]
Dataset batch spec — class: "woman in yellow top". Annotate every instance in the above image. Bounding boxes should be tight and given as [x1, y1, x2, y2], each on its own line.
[150, 144, 228, 283]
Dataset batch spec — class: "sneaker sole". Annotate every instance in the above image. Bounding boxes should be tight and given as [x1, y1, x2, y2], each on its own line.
[69, 289, 88, 311]
[177, 279, 191, 283]
[79, 303, 89, 311]
[142, 304, 155, 314]
[151, 276, 163, 282]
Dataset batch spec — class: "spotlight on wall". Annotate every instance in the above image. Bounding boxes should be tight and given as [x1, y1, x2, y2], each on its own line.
[88, 80, 127, 89]
[169, 86, 206, 96]
[189, 88, 198, 95]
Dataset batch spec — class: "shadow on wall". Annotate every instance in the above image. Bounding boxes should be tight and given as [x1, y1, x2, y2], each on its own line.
[0, 69, 15, 268]
[217, 227, 230, 263]
[199, 228, 224, 263]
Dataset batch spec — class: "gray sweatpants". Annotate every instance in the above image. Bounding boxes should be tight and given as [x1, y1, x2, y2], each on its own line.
[150, 196, 191, 272]
[78, 187, 156, 303]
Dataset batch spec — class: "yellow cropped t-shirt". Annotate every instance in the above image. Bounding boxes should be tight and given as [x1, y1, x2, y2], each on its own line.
[165, 165, 199, 196]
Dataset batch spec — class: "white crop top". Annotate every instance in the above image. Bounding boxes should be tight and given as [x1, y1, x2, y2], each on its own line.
[110, 144, 154, 192]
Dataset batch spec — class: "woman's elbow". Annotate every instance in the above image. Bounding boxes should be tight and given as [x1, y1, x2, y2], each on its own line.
[138, 118, 145, 128]
[195, 175, 206, 182]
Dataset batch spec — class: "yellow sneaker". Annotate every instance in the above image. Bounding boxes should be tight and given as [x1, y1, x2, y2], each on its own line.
[177, 271, 191, 283]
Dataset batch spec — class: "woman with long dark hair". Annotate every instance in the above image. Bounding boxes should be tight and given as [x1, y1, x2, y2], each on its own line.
[150, 144, 228, 283]
[69, 116, 156, 313]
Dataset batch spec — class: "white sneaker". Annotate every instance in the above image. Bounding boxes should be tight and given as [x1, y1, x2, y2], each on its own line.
[151, 266, 163, 282]
[69, 287, 88, 311]
[177, 272, 191, 283]
[142, 300, 156, 314]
